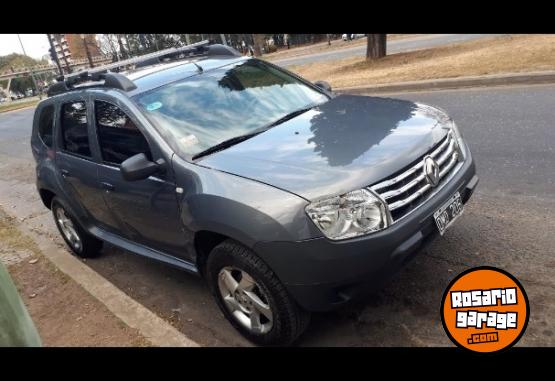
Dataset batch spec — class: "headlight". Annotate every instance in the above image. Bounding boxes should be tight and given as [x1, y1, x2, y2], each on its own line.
[449, 120, 467, 160]
[305, 189, 390, 240]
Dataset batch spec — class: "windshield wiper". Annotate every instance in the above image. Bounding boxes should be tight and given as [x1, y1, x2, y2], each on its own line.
[192, 105, 316, 160]
[265, 105, 315, 129]
[192, 130, 265, 160]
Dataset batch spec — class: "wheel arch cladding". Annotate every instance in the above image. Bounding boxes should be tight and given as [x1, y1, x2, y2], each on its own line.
[194, 230, 228, 275]
[39, 188, 56, 209]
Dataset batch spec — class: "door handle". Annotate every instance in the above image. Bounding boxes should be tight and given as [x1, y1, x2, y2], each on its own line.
[100, 182, 115, 192]
[60, 169, 70, 178]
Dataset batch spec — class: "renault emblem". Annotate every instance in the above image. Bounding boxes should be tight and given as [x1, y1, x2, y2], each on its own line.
[424, 156, 440, 187]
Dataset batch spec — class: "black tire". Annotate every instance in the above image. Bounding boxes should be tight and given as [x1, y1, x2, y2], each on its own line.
[51, 197, 103, 258]
[206, 239, 310, 346]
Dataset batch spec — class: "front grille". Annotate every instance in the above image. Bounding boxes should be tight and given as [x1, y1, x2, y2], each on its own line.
[369, 131, 463, 222]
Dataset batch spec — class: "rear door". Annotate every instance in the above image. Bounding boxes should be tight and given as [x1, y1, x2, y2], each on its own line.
[55, 97, 118, 230]
[92, 96, 188, 257]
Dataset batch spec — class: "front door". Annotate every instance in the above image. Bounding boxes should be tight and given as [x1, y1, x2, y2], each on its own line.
[92, 99, 188, 257]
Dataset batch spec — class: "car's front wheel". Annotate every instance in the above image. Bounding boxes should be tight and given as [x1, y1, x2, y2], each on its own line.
[206, 240, 310, 346]
[51, 197, 103, 258]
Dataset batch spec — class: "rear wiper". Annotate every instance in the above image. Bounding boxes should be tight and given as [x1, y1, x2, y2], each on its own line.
[192, 130, 264, 160]
[265, 105, 315, 129]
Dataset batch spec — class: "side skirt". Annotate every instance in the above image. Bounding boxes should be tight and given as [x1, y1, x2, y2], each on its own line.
[88, 226, 200, 275]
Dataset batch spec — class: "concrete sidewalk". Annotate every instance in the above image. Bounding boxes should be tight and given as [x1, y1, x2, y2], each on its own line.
[336, 71, 555, 95]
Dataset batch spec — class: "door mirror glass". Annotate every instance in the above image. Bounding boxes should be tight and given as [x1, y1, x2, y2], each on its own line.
[120, 153, 159, 181]
[314, 80, 332, 92]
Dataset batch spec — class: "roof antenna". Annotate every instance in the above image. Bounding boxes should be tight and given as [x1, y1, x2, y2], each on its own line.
[192, 61, 203, 73]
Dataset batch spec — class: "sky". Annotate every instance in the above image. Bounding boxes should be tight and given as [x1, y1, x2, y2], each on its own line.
[0, 34, 50, 59]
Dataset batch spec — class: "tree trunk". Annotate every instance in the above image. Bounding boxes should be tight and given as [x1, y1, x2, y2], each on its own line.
[82, 37, 94, 68]
[117, 35, 128, 59]
[366, 34, 386, 60]
[252, 34, 265, 57]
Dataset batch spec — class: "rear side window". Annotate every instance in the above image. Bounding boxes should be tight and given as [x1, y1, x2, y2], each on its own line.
[38, 105, 54, 147]
[94, 100, 152, 165]
[61, 101, 91, 157]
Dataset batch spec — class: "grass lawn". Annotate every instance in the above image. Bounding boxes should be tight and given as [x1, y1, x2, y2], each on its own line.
[287, 35, 555, 89]
[0, 98, 40, 114]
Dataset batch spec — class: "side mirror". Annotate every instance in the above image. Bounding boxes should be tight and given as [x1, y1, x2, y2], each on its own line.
[314, 80, 332, 92]
[120, 153, 161, 181]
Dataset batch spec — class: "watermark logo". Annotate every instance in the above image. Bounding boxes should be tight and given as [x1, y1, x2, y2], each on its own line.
[440, 266, 529, 353]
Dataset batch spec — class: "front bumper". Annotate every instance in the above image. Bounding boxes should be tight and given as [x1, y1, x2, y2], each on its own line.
[254, 152, 478, 312]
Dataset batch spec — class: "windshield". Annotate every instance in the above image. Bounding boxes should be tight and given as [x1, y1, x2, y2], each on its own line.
[133, 59, 329, 157]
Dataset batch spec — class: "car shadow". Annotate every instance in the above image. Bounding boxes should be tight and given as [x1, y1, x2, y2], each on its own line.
[84, 243, 253, 347]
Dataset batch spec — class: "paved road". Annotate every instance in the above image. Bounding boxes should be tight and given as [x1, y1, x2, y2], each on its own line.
[0, 84, 553, 346]
[0, 107, 35, 158]
[273, 34, 506, 67]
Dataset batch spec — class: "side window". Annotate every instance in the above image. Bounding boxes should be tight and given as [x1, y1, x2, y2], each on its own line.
[94, 100, 152, 165]
[61, 101, 91, 157]
[38, 105, 54, 147]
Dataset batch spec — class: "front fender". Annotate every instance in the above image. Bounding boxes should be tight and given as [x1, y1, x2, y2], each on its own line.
[185, 194, 307, 247]
[173, 155, 321, 249]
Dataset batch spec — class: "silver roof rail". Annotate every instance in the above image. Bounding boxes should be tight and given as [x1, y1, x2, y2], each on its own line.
[48, 40, 242, 97]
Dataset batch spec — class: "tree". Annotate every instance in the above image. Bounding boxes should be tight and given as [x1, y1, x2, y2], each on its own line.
[0, 53, 46, 70]
[116, 35, 128, 59]
[97, 34, 120, 59]
[10, 76, 34, 96]
[252, 34, 266, 57]
[105, 34, 186, 57]
[366, 34, 386, 60]
[0, 53, 46, 96]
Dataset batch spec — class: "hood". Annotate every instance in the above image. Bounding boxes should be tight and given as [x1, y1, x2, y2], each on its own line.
[199, 95, 449, 201]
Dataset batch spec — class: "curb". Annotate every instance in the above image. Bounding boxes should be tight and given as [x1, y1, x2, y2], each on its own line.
[22, 222, 200, 347]
[6, 208, 200, 347]
[336, 71, 555, 95]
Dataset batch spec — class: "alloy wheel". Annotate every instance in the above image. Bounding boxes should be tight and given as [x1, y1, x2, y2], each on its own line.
[55, 207, 82, 252]
[217, 266, 273, 334]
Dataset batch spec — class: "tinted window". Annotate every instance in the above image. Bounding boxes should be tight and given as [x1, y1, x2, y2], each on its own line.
[38, 105, 54, 147]
[61, 101, 91, 157]
[95, 100, 152, 165]
[134, 60, 328, 156]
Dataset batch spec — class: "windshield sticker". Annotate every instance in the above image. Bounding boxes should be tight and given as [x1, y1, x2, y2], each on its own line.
[179, 134, 199, 147]
[146, 101, 163, 111]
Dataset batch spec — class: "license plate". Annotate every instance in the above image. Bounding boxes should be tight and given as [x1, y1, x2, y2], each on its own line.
[433, 192, 464, 235]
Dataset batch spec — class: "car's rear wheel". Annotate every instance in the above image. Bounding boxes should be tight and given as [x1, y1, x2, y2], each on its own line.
[51, 197, 103, 258]
[206, 239, 310, 346]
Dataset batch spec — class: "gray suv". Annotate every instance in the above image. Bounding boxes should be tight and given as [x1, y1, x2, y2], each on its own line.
[31, 43, 478, 345]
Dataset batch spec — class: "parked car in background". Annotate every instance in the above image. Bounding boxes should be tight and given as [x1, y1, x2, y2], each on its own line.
[342, 34, 366, 41]
[32, 43, 477, 346]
